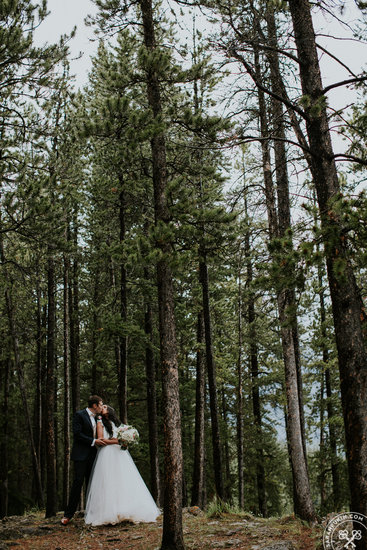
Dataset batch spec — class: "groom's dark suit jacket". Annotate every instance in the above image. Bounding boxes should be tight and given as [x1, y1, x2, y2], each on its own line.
[71, 409, 98, 462]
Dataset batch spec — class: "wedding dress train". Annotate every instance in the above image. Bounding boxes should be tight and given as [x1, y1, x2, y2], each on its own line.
[84, 424, 160, 526]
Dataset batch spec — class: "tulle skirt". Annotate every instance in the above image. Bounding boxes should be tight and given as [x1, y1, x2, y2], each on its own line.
[85, 445, 160, 526]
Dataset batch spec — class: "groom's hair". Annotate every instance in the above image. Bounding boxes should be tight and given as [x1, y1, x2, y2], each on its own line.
[88, 395, 103, 407]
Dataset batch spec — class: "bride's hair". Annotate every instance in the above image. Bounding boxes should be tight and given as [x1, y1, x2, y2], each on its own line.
[102, 405, 121, 438]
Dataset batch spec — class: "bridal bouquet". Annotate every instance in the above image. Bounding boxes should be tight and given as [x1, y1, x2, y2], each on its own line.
[116, 424, 139, 450]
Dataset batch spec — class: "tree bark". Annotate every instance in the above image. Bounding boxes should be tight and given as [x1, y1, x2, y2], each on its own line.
[145, 296, 161, 507]
[266, 5, 309, 474]
[191, 311, 206, 508]
[45, 254, 57, 517]
[317, 259, 341, 509]
[54, 357, 60, 499]
[0, 355, 10, 518]
[220, 385, 232, 502]
[91, 262, 100, 394]
[33, 270, 44, 505]
[0, 239, 44, 508]
[244, 205, 267, 517]
[70, 212, 80, 413]
[40, 301, 47, 492]
[139, 0, 185, 547]
[199, 254, 225, 501]
[254, 42, 315, 521]
[288, 0, 367, 521]
[319, 374, 327, 510]
[63, 228, 71, 510]
[109, 244, 123, 408]
[236, 268, 244, 511]
[119, 184, 128, 424]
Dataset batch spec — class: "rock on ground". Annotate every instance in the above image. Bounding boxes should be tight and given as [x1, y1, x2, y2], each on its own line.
[260, 542, 296, 550]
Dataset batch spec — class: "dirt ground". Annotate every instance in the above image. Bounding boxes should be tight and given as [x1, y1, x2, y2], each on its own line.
[0, 508, 323, 549]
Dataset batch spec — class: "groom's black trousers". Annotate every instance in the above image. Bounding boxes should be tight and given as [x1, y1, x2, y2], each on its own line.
[65, 453, 96, 518]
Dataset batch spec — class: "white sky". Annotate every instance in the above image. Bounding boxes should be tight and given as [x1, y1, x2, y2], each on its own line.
[34, 0, 366, 159]
[35, 0, 367, 98]
[314, 3, 366, 107]
[35, 0, 98, 89]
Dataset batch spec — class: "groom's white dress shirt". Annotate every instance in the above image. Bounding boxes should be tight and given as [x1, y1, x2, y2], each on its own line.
[86, 407, 97, 446]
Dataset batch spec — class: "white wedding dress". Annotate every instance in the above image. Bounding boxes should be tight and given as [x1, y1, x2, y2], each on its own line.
[84, 423, 160, 526]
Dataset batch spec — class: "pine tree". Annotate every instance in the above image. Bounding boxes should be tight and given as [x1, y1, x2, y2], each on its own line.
[288, 0, 367, 524]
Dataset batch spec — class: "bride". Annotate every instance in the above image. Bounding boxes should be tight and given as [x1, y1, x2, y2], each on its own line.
[84, 405, 160, 526]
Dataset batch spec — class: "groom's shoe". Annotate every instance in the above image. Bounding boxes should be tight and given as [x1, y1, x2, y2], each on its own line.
[61, 517, 71, 525]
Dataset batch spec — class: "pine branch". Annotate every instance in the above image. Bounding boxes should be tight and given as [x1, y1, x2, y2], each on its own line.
[316, 42, 358, 78]
[322, 75, 367, 95]
[228, 47, 309, 122]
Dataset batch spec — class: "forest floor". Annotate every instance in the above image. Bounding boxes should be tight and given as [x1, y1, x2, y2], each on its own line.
[0, 508, 324, 550]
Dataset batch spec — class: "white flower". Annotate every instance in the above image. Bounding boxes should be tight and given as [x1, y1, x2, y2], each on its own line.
[116, 424, 139, 450]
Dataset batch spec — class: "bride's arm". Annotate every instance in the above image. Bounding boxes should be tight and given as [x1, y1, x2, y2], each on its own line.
[103, 437, 118, 445]
[101, 422, 121, 444]
[96, 416, 104, 439]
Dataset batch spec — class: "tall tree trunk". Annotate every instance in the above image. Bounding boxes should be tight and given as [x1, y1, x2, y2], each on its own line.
[244, 216, 267, 517]
[253, 47, 278, 239]
[33, 271, 43, 505]
[119, 184, 128, 424]
[325, 366, 341, 509]
[46, 254, 57, 517]
[317, 260, 341, 509]
[193, 11, 224, 502]
[254, 44, 315, 522]
[91, 266, 100, 393]
[236, 268, 244, 511]
[54, 357, 59, 498]
[319, 375, 327, 510]
[0, 239, 44, 507]
[109, 246, 122, 407]
[249, 322, 267, 517]
[63, 229, 71, 510]
[114, 339, 121, 399]
[277, 290, 315, 519]
[266, 6, 308, 470]
[70, 211, 80, 413]
[190, 35, 208, 511]
[221, 385, 232, 502]
[40, 302, 47, 491]
[288, 0, 367, 521]
[191, 311, 206, 508]
[139, 0, 184, 547]
[0, 355, 10, 518]
[199, 253, 225, 501]
[145, 295, 161, 506]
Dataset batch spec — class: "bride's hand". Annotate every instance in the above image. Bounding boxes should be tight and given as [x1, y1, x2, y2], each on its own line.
[95, 438, 107, 446]
[99, 438, 113, 445]
[101, 438, 119, 445]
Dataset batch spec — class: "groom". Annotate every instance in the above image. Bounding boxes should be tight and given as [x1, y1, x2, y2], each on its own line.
[61, 395, 106, 525]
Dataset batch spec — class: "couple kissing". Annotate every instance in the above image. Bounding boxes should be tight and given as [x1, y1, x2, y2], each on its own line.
[61, 395, 160, 526]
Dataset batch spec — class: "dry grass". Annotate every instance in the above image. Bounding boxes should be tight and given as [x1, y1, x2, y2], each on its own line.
[0, 509, 323, 549]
